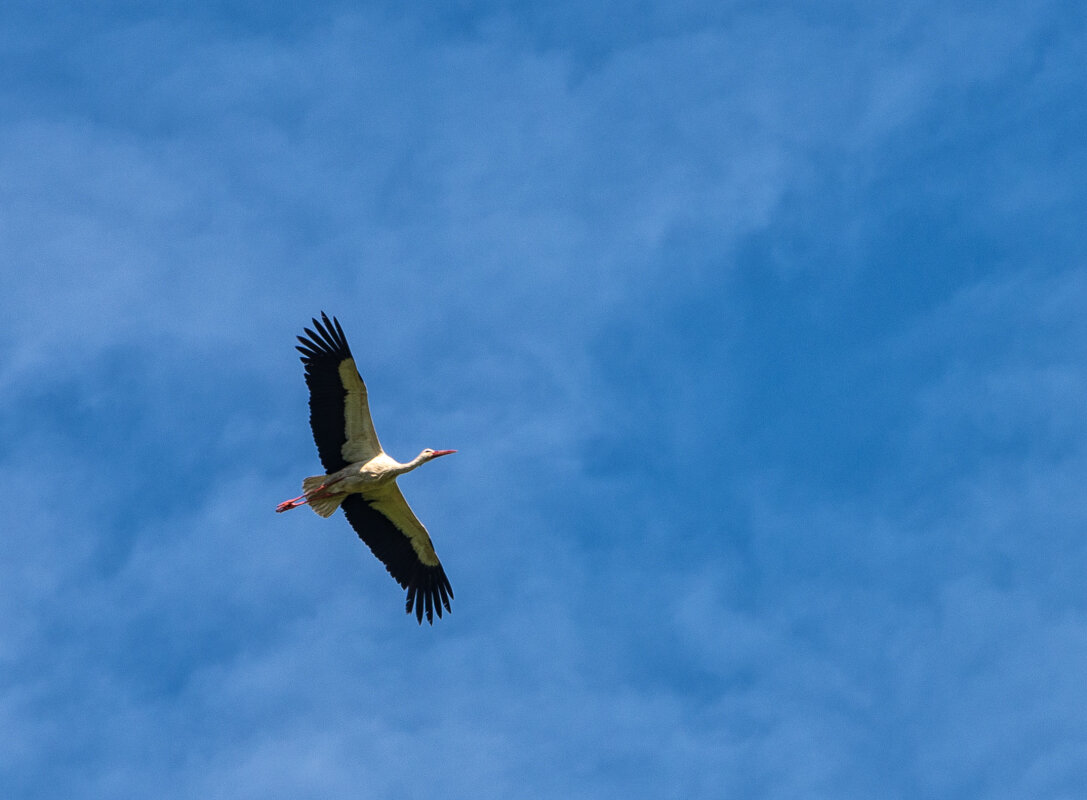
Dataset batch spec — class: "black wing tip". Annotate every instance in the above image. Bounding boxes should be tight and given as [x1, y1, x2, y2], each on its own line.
[314, 312, 344, 346]
[295, 312, 352, 363]
[405, 564, 454, 625]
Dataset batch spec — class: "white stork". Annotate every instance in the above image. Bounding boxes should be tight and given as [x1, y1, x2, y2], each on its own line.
[276, 313, 456, 624]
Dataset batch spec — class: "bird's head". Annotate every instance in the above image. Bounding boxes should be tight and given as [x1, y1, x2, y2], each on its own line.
[423, 448, 457, 460]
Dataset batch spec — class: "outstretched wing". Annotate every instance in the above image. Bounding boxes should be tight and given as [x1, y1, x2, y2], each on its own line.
[340, 484, 454, 624]
[295, 312, 383, 472]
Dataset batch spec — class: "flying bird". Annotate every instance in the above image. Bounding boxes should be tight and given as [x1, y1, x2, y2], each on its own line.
[276, 313, 456, 624]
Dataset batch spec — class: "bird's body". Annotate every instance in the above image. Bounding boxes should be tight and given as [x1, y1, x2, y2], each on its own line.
[326, 453, 412, 493]
[276, 313, 456, 624]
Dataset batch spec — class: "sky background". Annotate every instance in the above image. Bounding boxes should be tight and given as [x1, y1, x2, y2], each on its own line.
[2, 1, 1086, 797]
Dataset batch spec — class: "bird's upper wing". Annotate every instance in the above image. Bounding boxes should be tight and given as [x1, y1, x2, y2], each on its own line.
[340, 483, 454, 624]
[295, 313, 384, 472]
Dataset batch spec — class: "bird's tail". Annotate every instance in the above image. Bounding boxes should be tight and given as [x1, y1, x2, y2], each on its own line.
[302, 475, 345, 518]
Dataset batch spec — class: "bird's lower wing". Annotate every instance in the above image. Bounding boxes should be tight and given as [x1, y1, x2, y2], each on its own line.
[340, 486, 453, 624]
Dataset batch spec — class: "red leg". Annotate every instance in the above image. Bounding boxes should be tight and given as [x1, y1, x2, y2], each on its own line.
[275, 494, 308, 513]
[276, 482, 333, 513]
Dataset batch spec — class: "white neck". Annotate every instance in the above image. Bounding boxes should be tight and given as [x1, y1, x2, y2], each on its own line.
[397, 451, 432, 475]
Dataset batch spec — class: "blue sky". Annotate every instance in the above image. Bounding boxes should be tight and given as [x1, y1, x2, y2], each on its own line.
[2, 1, 1085, 797]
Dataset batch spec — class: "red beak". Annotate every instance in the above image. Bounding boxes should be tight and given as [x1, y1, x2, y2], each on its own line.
[431, 449, 457, 458]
